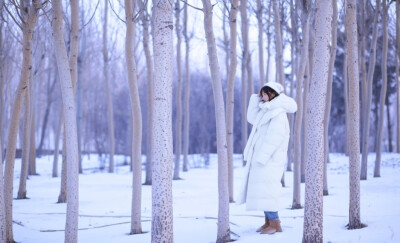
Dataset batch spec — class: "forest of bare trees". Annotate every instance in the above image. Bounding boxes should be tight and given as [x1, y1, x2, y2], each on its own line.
[1, 0, 399, 242]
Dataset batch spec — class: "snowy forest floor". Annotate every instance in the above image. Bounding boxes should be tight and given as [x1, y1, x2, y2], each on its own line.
[12, 152, 400, 243]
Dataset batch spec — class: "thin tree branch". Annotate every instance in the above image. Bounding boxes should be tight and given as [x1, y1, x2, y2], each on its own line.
[5, 20, 23, 45]
[81, 0, 100, 30]
[181, 0, 203, 12]
[108, 0, 126, 23]
[3, 3, 23, 29]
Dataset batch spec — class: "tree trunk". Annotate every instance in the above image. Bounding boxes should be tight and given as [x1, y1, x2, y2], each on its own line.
[322, 0, 337, 196]
[265, 2, 272, 83]
[125, 0, 143, 234]
[361, 0, 380, 180]
[374, 0, 388, 178]
[28, 76, 36, 176]
[138, 0, 154, 185]
[396, 0, 400, 153]
[53, 110, 63, 178]
[273, 0, 284, 88]
[17, 90, 31, 199]
[173, 0, 183, 180]
[182, 2, 190, 173]
[0, 13, 5, 240]
[257, 0, 264, 88]
[386, 102, 393, 152]
[301, 63, 310, 183]
[103, 0, 115, 173]
[51, 0, 80, 241]
[302, 1, 332, 242]
[240, 0, 248, 159]
[226, 0, 239, 203]
[292, 8, 310, 209]
[58, 134, 67, 203]
[4, 3, 39, 240]
[359, 0, 367, 148]
[151, 1, 174, 241]
[345, 0, 363, 229]
[201, 1, 231, 241]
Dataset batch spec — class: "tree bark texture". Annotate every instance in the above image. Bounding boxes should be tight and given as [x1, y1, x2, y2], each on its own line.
[17, 90, 32, 199]
[103, 0, 115, 173]
[4, 2, 39, 241]
[226, 0, 239, 203]
[151, 1, 174, 242]
[257, 0, 264, 88]
[345, 0, 362, 229]
[302, 1, 332, 242]
[51, 0, 80, 241]
[292, 10, 310, 209]
[53, 110, 63, 178]
[201, 0, 231, 242]
[273, 0, 285, 88]
[125, 0, 143, 234]
[173, 0, 183, 180]
[397, 0, 400, 153]
[240, 0, 248, 156]
[374, 0, 388, 178]
[361, 0, 380, 180]
[182, 2, 190, 172]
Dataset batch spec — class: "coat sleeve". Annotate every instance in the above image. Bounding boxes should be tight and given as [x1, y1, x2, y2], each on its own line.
[254, 114, 288, 165]
[247, 94, 261, 125]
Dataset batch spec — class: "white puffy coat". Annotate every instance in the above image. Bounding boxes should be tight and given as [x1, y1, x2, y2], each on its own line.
[236, 93, 297, 211]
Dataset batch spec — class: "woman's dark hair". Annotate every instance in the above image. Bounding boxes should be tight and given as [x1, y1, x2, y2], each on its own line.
[260, 86, 279, 101]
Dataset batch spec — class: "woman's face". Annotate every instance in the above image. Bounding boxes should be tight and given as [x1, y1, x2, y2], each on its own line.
[261, 91, 269, 103]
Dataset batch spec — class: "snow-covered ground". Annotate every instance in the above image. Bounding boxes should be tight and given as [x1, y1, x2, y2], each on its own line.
[11, 152, 400, 242]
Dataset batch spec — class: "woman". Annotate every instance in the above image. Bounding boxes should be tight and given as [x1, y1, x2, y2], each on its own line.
[237, 81, 297, 234]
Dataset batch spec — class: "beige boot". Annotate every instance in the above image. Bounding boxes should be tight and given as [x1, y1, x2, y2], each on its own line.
[256, 217, 270, 232]
[260, 220, 282, 234]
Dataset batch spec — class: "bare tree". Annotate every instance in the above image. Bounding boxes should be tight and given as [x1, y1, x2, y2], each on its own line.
[303, 1, 332, 242]
[3, 1, 41, 241]
[292, 1, 311, 209]
[201, 0, 231, 241]
[51, 0, 80, 241]
[322, 0, 338, 196]
[374, 0, 388, 178]
[361, 0, 380, 180]
[397, 0, 400, 153]
[240, 0, 248, 156]
[273, 0, 284, 88]
[182, 1, 191, 172]
[256, 0, 264, 87]
[226, 0, 239, 203]
[345, 0, 364, 229]
[173, 0, 183, 180]
[138, 0, 154, 185]
[0, 9, 5, 236]
[53, 110, 63, 178]
[103, 0, 115, 173]
[17, 90, 32, 199]
[125, 0, 143, 234]
[151, 0, 174, 241]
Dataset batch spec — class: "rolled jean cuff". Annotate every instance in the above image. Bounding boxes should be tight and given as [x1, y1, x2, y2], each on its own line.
[264, 211, 279, 220]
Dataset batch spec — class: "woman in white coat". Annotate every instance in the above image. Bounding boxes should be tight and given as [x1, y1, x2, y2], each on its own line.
[237, 82, 297, 234]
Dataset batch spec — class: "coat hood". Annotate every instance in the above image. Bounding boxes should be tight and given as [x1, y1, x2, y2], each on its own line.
[258, 93, 297, 114]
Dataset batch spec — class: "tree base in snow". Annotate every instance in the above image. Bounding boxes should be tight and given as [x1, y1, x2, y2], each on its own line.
[346, 223, 368, 230]
[291, 203, 303, 209]
[323, 190, 329, 196]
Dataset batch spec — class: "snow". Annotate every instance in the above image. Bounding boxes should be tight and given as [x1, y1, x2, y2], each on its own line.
[11, 153, 400, 242]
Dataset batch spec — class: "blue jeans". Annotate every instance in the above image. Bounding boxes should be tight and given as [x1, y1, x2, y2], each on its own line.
[264, 211, 279, 220]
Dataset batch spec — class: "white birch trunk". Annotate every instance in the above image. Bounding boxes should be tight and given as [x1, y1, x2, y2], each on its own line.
[240, 0, 248, 156]
[51, 0, 80, 241]
[292, 10, 310, 209]
[301, 63, 311, 183]
[103, 0, 115, 173]
[397, 0, 400, 153]
[265, 3, 272, 83]
[53, 110, 63, 178]
[182, 2, 190, 172]
[0, 18, 4, 235]
[343, 46, 349, 156]
[4, 3, 39, 240]
[302, 1, 332, 242]
[257, 0, 264, 88]
[17, 90, 31, 199]
[138, 0, 154, 185]
[201, 0, 231, 241]
[345, 0, 363, 229]
[323, 0, 338, 196]
[125, 0, 143, 234]
[151, 1, 174, 241]
[374, 0, 388, 178]
[273, 0, 285, 88]
[361, 0, 380, 180]
[173, 0, 183, 180]
[226, 0, 239, 203]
